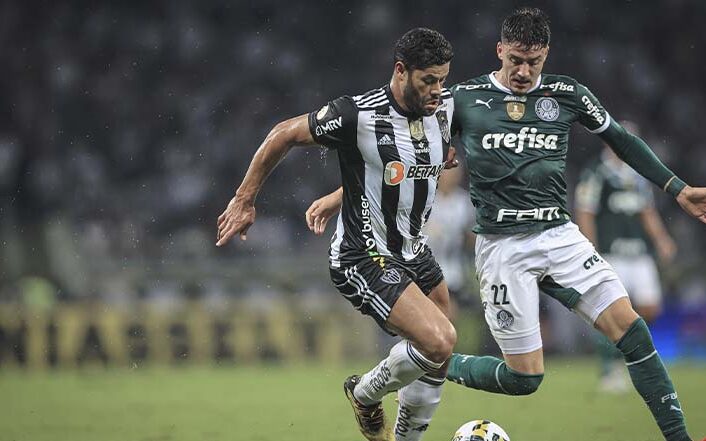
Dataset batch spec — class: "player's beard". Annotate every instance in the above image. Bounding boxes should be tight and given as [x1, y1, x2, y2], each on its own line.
[402, 81, 434, 117]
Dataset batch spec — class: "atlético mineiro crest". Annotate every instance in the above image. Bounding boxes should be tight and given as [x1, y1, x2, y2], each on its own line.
[409, 119, 425, 141]
[535, 97, 560, 121]
[380, 268, 402, 284]
[436, 111, 450, 143]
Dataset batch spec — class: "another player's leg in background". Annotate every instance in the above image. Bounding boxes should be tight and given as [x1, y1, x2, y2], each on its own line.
[595, 329, 627, 392]
[595, 257, 664, 393]
[393, 281, 452, 441]
[595, 298, 661, 392]
[348, 281, 456, 441]
[595, 295, 691, 441]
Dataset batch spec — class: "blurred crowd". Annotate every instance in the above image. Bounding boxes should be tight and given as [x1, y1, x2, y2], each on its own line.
[1, 0, 705, 304]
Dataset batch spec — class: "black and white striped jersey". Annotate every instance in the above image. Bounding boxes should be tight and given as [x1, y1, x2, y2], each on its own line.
[308, 85, 454, 268]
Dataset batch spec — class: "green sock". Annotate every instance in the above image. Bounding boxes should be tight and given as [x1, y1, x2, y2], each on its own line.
[596, 331, 623, 376]
[446, 353, 543, 396]
[616, 318, 690, 441]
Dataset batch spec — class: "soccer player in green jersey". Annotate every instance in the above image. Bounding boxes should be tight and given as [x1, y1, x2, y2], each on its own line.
[306, 8, 706, 441]
[575, 120, 677, 392]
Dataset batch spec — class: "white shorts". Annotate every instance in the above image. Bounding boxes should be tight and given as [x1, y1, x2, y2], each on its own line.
[604, 254, 662, 307]
[475, 222, 628, 355]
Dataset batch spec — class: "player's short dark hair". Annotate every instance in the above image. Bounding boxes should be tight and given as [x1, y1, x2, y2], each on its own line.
[501, 7, 551, 49]
[394, 28, 453, 71]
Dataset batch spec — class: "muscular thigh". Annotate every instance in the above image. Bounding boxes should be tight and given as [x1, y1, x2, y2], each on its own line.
[427, 280, 451, 317]
[386, 282, 451, 344]
[329, 248, 447, 336]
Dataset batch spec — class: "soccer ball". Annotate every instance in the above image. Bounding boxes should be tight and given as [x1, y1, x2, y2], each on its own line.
[451, 420, 510, 441]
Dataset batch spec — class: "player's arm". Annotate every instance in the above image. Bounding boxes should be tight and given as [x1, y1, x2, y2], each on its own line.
[216, 114, 316, 246]
[575, 210, 597, 245]
[599, 120, 706, 224]
[218, 96, 357, 245]
[640, 206, 677, 264]
[575, 83, 706, 224]
[573, 169, 602, 244]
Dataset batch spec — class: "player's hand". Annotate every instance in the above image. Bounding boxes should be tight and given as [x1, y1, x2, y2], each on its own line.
[305, 191, 342, 235]
[676, 185, 706, 224]
[444, 146, 459, 169]
[216, 195, 255, 246]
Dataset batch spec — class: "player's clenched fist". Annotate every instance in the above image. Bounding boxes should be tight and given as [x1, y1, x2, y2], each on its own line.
[676, 185, 706, 224]
[216, 196, 255, 246]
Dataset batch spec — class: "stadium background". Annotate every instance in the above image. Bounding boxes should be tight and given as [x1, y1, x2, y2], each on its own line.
[0, 1, 704, 440]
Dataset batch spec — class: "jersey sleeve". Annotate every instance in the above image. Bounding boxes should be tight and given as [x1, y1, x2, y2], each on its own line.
[574, 167, 603, 214]
[575, 83, 612, 134]
[599, 119, 686, 197]
[308, 96, 358, 150]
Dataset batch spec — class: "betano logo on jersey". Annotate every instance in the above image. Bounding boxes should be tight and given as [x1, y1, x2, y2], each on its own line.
[384, 161, 444, 186]
[482, 127, 559, 153]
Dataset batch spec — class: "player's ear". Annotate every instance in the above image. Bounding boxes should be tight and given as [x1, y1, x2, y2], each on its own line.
[496, 41, 503, 60]
[394, 61, 407, 80]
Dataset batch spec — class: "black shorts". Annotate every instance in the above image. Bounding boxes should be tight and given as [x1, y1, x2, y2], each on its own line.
[329, 247, 444, 334]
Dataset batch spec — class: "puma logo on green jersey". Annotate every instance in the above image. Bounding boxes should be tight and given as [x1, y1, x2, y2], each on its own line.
[482, 127, 559, 153]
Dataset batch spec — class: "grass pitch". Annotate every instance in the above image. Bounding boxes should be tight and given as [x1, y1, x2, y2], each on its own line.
[1, 359, 704, 441]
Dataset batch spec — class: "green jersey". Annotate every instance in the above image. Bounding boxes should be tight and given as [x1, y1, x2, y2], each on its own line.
[451, 73, 611, 234]
[575, 155, 654, 256]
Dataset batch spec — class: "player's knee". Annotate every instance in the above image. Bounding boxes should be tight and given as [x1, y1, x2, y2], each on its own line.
[425, 322, 456, 363]
[597, 298, 640, 342]
[503, 367, 544, 396]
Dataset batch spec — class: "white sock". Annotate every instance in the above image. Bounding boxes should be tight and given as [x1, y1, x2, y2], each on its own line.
[354, 340, 443, 405]
[394, 377, 444, 441]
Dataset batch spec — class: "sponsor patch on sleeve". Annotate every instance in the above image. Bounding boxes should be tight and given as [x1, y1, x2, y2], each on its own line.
[316, 105, 329, 121]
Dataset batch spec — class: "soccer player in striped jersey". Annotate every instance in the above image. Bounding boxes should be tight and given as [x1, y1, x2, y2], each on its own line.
[217, 28, 458, 441]
[307, 9, 706, 441]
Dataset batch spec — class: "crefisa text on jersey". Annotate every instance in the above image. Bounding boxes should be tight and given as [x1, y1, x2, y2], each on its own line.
[482, 127, 559, 153]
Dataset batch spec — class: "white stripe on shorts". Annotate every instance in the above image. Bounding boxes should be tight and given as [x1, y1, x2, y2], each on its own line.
[344, 267, 390, 319]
